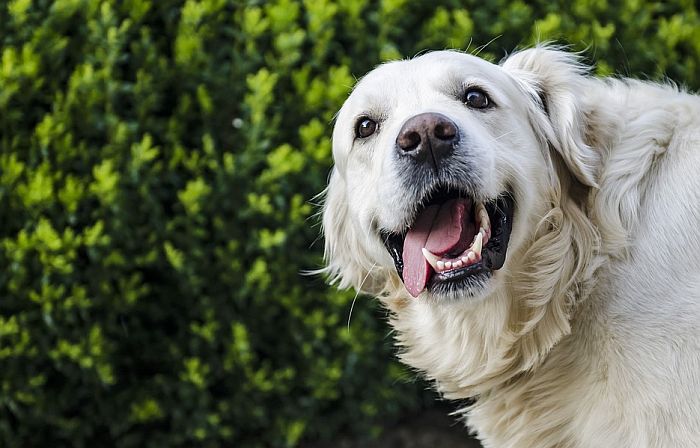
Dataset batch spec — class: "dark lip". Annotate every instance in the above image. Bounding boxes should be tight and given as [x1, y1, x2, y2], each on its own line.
[381, 191, 515, 295]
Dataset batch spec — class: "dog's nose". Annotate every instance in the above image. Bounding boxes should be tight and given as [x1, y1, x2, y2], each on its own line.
[396, 113, 458, 166]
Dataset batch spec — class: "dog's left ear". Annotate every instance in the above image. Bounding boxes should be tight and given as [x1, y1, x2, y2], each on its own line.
[501, 47, 599, 187]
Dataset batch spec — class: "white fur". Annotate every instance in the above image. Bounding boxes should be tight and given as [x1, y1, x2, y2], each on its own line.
[322, 47, 700, 448]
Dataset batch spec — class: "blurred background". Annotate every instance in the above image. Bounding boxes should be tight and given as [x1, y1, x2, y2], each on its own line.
[1, 1, 699, 447]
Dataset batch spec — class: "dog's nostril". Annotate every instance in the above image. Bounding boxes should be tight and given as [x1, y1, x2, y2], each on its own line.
[435, 122, 457, 140]
[398, 130, 421, 151]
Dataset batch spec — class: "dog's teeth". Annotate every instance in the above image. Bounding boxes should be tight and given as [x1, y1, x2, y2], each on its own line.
[480, 227, 489, 245]
[472, 232, 483, 257]
[421, 248, 441, 271]
[421, 231, 485, 274]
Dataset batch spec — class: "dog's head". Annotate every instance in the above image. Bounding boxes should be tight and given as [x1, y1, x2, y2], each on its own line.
[323, 48, 599, 308]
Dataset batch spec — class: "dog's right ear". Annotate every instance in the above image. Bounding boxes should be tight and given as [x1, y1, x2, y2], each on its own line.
[501, 47, 600, 187]
[321, 169, 382, 293]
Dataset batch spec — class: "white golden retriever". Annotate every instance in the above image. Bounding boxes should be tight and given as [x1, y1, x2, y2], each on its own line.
[321, 47, 700, 447]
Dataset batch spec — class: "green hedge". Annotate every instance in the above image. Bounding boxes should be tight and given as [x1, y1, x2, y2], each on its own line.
[0, 1, 698, 447]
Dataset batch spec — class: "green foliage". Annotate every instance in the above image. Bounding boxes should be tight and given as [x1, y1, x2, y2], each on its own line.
[0, 0, 698, 447]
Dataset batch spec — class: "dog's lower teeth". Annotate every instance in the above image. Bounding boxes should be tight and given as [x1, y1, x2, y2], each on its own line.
[422, 230, 485, 273]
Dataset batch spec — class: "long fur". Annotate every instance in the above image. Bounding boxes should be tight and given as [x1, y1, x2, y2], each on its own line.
[322, 46, 700, 447]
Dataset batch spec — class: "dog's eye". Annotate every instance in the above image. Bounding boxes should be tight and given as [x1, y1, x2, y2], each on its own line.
[355, 117, 378, 138]
[464, 89, 491, 109]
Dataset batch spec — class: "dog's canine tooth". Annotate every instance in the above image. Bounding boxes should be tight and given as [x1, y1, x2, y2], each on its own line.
[479, 227, 489, 243]
[422, 248, 441, 271]
[472, 232, 483, 257]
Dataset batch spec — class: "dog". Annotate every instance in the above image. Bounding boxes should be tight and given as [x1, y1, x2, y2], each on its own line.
[320, 47, 700, 447]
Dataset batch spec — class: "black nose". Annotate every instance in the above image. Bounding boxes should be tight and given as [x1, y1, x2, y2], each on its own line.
[396, 112, 458, 167]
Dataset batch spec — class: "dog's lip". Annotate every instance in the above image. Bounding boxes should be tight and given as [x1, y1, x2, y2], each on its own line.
[381, 191, 514, 296]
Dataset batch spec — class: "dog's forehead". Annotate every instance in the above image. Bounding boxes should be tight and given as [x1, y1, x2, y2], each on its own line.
[350, 51, 508, 102]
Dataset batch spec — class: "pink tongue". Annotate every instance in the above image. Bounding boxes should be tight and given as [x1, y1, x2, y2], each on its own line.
[402, 199, 474, 297]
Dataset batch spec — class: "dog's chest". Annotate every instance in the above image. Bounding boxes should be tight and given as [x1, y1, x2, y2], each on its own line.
[469, 310, 700, 448]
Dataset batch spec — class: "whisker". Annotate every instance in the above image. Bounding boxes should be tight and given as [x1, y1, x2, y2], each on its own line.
[473, 35, 502, 57]
[492, 130, 514, 142]
[348, 262, 378, 332]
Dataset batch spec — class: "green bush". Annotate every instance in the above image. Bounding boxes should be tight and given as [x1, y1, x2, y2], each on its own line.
[0, 1, 698, 447]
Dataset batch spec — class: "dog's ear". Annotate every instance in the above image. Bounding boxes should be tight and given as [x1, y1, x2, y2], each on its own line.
[320, 169, 384, 294]
[501, 47, 599, 187]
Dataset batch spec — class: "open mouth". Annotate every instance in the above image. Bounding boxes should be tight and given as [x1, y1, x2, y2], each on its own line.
[382, 186, 515, 297]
